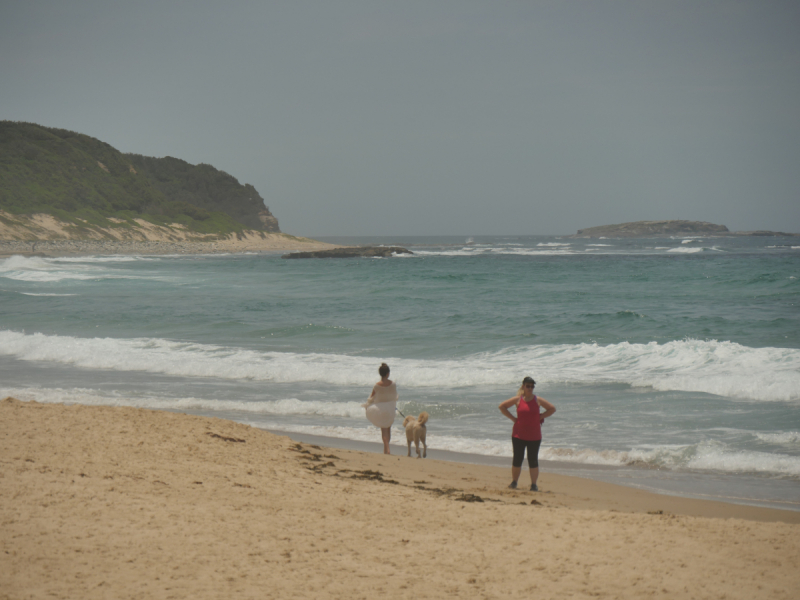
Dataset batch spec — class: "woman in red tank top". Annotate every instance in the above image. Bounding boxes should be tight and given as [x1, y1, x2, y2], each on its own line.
[498, 376, 556, 491]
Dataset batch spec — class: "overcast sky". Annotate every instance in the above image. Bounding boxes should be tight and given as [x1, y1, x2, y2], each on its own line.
[2, 1, 798, 236]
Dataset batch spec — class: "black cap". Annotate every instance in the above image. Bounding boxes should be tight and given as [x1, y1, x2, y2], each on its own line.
[522, 376, 536, 386]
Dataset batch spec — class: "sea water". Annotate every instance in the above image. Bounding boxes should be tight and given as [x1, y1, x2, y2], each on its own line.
[1, 235, 798, 509]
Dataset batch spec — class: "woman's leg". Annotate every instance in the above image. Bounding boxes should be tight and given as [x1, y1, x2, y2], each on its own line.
[512, 465, 522, 482]
[529, 467, 539, 486]
[511, 437, 525, 486]
[381, 427, 391, 454]
[528, 440, 542, 489]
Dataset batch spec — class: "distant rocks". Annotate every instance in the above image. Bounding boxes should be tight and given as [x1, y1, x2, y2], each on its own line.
[572, 220, 799, 238]
[282, 246, 412, 259]
[573, 220, 730, 238]
[730, 230, 800, 237]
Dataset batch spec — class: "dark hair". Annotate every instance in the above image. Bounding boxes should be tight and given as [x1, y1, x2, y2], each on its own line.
[517, 376, 536, 395]
[379, 363, 390, 377]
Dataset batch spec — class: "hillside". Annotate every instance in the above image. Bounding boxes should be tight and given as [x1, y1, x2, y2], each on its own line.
[0, 122, 279, 238]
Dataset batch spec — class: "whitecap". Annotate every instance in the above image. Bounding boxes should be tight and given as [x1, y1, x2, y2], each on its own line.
[1, 331, 798, 403]
[542, 441, 800, 478]
[19, 293, 78, 297]
[0, 255, 166, 283]
[667, 247, 704, 254]
[753, 431, 800, 448]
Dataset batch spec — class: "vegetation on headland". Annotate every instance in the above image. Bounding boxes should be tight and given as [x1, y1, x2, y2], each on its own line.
[0, 121, 280, 239]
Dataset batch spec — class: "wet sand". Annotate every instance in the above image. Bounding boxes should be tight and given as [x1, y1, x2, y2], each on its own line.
[274, 429, 800, 517]
[2, 397, 798, 599]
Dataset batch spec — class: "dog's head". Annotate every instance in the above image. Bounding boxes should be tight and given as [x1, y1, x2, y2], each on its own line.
[403, 415, 415, 428]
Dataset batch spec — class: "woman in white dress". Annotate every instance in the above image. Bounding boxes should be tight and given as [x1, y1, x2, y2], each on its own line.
[362, 363, 397, 454]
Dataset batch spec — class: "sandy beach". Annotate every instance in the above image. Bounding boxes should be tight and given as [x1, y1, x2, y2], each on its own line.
[2, 397, 798, 600]
[0, 235, 336, 258]
[0, 210, 337, 256]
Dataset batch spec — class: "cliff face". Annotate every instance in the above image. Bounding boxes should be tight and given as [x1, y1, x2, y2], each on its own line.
[574, 220, 730, 237]
[0, 121, 280, 235]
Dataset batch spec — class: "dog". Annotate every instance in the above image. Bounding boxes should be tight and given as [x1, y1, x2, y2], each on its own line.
[403, 412, 428, 458]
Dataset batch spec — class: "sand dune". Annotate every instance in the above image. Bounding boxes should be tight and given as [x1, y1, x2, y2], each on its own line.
[0, 210, 336, 256]
[2, 397, 798, 599]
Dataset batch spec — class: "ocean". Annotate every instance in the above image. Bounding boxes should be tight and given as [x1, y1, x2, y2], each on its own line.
[1, 234, 799, 510]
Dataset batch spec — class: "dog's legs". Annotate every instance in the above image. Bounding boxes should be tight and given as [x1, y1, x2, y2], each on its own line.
[407, 439, 412, 457]
[422, 436, 427, 458]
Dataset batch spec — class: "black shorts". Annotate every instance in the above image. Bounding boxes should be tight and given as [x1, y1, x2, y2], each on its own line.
[512, 437, 541, 469]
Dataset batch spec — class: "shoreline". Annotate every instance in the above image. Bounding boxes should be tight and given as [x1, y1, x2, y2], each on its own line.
[3, 398, 798, 598]
[271, 429, 800, 520]
[0, 236, 337, 257]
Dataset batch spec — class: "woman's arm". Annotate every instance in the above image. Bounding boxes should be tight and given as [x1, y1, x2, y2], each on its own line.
[362, 385, 378, 408]
[538, 397, 556, 422]
[498, 396, 519, 423]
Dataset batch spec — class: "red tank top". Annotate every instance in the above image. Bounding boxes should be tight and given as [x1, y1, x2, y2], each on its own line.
[512, 395, 542, 441]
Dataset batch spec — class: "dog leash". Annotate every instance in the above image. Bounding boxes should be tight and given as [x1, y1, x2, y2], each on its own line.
[395, 407, 406, 418]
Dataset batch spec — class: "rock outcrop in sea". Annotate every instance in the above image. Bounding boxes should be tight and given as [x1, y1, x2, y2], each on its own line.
[282, 246, 412, 259]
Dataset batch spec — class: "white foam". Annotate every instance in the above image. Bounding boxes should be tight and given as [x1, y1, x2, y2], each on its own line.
[1, 330, 798, 403]
[0, 255, 163, 283]
[0, 385, 367, 418]
[667, 247, 704, 254]
[683, 442, 800, 477]
[51, 256, 157, 263]
[543, 441, 800, 478]
[0, 255, 99, 282]
[19, 293, 78, 297]
[754, 431, 800, 448]
[413, 246, 577, 257]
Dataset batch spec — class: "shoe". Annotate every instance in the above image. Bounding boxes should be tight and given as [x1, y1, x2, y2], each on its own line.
[508, 481, 518, 489]
[530, 483, 538, 492]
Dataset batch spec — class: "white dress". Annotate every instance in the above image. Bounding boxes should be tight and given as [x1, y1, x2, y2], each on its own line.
[363, 382, 398, 428]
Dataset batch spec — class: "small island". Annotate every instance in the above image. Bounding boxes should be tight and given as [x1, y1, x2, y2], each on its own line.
[282, 246, 412, 259]
[572, 220, 798, 238]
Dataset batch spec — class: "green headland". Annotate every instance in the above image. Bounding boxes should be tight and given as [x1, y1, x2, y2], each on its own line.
[0, 121, 280, 240]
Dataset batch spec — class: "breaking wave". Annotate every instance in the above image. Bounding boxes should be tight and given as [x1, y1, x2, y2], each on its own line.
[1, 330, 798, 403]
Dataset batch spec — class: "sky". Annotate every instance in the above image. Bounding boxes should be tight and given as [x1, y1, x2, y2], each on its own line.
[2, 1, 799, 236]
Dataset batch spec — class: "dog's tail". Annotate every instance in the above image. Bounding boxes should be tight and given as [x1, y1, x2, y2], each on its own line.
[417, 412, 429, 426]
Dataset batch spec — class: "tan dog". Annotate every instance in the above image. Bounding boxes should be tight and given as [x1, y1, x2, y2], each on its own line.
[403, 412, 428, 458]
